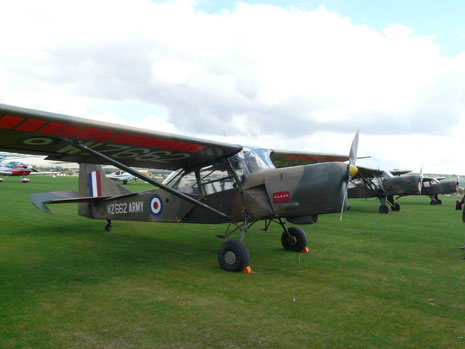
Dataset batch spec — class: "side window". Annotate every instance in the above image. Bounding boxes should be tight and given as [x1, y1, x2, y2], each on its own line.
[164, 169, 199, 196]
[198, 163, 236, 195]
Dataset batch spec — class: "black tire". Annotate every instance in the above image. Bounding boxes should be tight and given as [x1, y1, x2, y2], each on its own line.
[123, 180, 128, 185]
[436, 199, 442, 205]
[379, 205, 389, 214]
[430, 200, 437, 205]
[105, 223, 112, 232]
[218, 240, 250, 272]
[391, 203, 401, 211]
[281, 226, 307, 252]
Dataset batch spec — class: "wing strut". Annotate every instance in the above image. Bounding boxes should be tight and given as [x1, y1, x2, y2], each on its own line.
[66, 139, 233, 223]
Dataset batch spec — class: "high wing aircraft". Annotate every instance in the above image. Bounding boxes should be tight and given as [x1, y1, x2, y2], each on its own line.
[394, 168, 459, 205]
[417, 176, 459, 205]
[348, 166, 421, 213]
[0, 103, 358, 272]
[0, 160, 38, 182]
[106, 170, 136, 184]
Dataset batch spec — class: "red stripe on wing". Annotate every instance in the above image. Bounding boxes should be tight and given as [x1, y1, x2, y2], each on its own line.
[74, 128, 102, 140]
[0, 115, 25, 129]
[56, 125, 85, 137]
[91, 130, 117, 141]
[110, 134, 166, 148]
[37, 122, 67, 135]
[14, 119, 47, 132]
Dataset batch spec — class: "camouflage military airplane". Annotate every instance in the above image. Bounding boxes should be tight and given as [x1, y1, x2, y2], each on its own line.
[0, 103, 358, 272]
[392, 167, 459, 205]
[420, 176, 459, 205]
[348, 167, 422, 214]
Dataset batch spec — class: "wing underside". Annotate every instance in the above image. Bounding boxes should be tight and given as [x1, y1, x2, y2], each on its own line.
[271, 150, 349, 168]
[0, 104, 242, 170]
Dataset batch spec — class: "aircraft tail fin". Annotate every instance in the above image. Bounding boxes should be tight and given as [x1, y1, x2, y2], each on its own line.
[29, 164, 133, 216]
[78, 163, 131, 198]
[78, 163, 132, 218]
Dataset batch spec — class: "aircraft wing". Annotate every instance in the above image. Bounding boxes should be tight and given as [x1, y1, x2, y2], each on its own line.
[270, 150, 349, 168]
[0, 104, 243, 171]
[390, 169, 411, 176]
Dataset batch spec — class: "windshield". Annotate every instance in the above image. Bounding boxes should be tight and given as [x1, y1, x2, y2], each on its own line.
[5, 161, 22, 168]
[228, 146, 275, 182]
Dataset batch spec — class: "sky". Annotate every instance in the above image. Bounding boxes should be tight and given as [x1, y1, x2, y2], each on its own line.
[0, 0, 464, 174]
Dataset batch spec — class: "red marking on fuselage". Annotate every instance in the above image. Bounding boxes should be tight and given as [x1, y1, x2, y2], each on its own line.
[273, 191, 290, 203]
[0, 115, 25, 129]
[14, 119, 47, 132]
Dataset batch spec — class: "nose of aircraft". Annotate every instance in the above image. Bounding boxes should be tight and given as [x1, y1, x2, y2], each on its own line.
[406, 174, 423, 194]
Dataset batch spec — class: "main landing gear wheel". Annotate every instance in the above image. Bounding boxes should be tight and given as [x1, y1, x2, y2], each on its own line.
[281, 226, 307, 252]
[218, 240, 250, 272]
[379, 205, 389, 214]
[391, 203, 401, 211]
[430, 200, 437, 205]
[436, 199, 442, 205]
[123, 180, 128, 185]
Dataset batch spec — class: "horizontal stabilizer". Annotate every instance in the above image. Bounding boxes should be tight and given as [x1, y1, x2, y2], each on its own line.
[30, 191, 109, 214]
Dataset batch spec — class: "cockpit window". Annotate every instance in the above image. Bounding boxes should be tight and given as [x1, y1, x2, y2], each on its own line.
[163, 169, 199, 195]
[382, 170, 394, 180]
[5, 161, 22, 168]
[228, 147, 275, 182]
[198, 161, 236, 195]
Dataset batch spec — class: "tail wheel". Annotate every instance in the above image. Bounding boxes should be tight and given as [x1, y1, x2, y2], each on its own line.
[218, 240, 250, 272]
[379, 205, 389, 214]
[391, 203, 401, 211]
[281, 226, 307, 252]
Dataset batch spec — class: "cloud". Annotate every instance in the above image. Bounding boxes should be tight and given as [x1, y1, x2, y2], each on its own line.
[0, 0, 464, 173]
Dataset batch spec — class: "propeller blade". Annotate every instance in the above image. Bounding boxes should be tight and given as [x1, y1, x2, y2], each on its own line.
[349, 129, 359, 165]
[419, 163, 424, 194]
[340, 130, 359, 221]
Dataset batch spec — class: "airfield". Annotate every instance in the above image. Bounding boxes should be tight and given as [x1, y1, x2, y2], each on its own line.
[2, 175, 465, 348]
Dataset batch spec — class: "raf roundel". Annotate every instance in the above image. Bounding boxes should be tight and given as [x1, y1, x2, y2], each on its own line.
[149, 194, 164, 217]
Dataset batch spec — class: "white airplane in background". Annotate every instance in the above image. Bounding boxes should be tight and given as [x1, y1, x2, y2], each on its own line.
[106, 170, 137, 185]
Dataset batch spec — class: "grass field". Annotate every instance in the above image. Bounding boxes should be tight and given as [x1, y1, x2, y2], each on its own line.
[1, 176, 465, 348]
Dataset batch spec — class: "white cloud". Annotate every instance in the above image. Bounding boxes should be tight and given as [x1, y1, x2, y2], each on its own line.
[0, 0, 464, 173]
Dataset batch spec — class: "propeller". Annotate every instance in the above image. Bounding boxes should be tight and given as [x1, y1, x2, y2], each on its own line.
[340, 130, 359, 221]
[419, 163, 424, 194]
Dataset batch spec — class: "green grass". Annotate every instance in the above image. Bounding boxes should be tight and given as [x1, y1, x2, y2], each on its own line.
[2, 176, 465, 348]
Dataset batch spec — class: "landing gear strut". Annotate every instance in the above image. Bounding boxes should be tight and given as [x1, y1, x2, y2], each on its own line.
[387, 195, 400, 211]
[104, 219, 112, 232]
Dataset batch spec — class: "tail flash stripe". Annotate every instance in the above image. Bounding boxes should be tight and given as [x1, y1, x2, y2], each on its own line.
[88, 170, 102, 197]
[96, 170, 102, 196]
